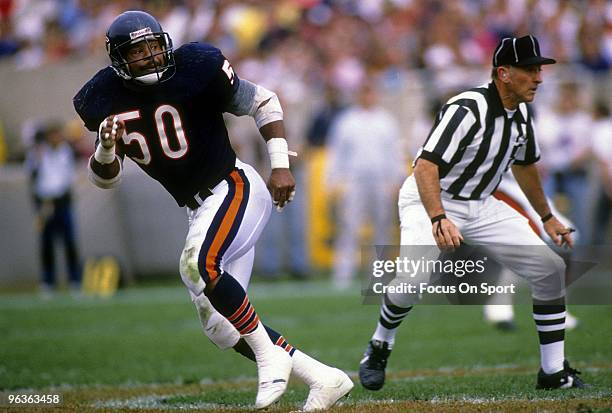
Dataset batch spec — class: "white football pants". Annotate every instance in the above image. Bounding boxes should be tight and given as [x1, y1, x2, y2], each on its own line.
[179, 159, 272, 349]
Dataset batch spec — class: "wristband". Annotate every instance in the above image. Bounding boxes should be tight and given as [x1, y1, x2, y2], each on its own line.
[94, 144, 116, 164]
[431, 214, 447, 224]
[266, 138, 297, 169]
[541, 213, 553, 223]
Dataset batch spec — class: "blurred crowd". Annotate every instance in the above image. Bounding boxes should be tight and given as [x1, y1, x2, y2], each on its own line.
[1, 0, 610, 92]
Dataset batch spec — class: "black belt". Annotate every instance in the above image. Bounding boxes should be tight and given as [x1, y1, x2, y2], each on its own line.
[185, 188, 213, 210]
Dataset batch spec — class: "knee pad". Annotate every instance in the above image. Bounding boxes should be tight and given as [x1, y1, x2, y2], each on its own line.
[192, 292, 240, 350]
[180, 245, 207, 296]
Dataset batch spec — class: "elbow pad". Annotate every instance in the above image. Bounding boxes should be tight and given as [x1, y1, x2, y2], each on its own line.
[227, 79, 283, 128]
[252, 86, 283, 129]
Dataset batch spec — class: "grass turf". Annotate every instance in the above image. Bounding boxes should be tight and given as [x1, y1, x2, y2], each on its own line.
[1, 280, 611, 412]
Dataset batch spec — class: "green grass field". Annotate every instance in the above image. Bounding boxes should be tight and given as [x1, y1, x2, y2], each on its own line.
[1, 280, 611, 412]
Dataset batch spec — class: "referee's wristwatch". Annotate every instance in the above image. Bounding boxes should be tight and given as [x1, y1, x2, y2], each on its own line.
[541, 213, 553, 223]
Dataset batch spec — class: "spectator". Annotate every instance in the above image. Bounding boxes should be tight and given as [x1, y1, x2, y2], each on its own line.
[25, 121, 81, 296]
[306, 85, 345, 148]
[538, 81, 593, 244]
[326, 81, 405, 289]
[591, 100, 612, 244]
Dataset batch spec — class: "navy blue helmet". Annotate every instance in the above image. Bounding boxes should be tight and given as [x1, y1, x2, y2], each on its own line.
[105, 11, 175, 84]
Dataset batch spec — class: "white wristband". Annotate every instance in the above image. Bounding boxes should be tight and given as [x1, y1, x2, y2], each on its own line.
[267, 138, 296, 169]
[94, 144, 116, 164]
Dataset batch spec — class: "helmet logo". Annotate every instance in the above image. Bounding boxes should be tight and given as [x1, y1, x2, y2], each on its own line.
[129, 27, 152, 39]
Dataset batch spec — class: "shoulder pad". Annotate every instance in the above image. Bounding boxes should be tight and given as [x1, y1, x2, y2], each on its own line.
[172, 42, 226, 84]
[73, 67, 122, 132]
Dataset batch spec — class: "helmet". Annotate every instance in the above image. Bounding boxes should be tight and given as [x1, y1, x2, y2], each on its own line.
[105, 11, 175, 84]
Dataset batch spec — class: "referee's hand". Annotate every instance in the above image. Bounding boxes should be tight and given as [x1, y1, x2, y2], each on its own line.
[543, 216, 574, 248]
[432, 217, 464, 251]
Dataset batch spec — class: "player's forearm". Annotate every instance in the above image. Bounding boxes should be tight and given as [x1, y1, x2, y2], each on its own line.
[414, 159, 446, 219]
[511, 164, 551, 218]
[88, 154, 122, 189]
[259, 120, 285, 142]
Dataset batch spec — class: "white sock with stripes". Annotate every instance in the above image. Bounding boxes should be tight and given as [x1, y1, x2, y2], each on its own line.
[372, 296, 413, 348]
[533, 303, 566, 374]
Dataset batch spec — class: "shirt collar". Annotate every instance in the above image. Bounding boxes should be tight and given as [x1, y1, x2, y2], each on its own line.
[488, 81, 526, 123]
[488, 81, 505, 118]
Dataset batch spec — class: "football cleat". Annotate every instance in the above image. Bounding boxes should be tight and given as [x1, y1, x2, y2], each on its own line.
[536, 360, 586, 390]
[302, 368, 354, 411]
[255, 345, 293, 409]
[565, 312, 580, 330]
[493, 320, 517, 331]
[359, 340, 391, 391]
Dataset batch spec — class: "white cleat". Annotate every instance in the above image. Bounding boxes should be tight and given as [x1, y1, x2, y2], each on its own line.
[565, 312, 579, 330]
[255, 346, 293, 409]
[302, 368, 354, 412]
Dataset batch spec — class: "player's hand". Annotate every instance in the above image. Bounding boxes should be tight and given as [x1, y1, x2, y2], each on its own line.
[432, 216, 463, 251]
[267, 168, 295, 211]
[544, 216, 574, 248]
[98, 116, 125, 149]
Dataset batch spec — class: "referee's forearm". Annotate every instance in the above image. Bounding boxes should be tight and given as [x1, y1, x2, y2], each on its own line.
[511, 164, 551, 218]
[414, 159, 446, 218]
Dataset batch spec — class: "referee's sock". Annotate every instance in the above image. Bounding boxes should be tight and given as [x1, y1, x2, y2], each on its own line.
[533, 302, 566, 374]
[372, 295, 413, 347]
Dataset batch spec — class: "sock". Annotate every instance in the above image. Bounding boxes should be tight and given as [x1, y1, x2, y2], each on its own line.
[233, 338, 256, 361]
[372, 295, 413, 347]
[533, 303, 566, 374]
[230, 325, 297, 362]
[232, 324, 333, 387]
[263, 326, 332, 386]
[264, 325, 296, 356]
[205, 273, 260, 335]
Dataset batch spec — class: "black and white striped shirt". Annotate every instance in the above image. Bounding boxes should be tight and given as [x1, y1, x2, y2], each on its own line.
[415, 82, 540, 200]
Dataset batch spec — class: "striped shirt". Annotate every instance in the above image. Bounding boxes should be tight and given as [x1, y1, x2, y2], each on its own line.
[415, 82, 540, 200]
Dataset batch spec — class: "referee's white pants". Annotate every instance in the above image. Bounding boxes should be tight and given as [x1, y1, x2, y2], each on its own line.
[389, 176, 565, 307]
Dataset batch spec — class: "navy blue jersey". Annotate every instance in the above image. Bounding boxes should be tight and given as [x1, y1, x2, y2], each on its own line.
[73, 43, 240, 207]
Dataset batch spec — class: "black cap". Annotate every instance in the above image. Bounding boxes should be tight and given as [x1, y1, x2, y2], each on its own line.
[492, 35, 556, 67]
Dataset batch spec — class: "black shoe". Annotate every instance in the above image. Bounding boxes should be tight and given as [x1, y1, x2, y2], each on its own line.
[494, 320, 516, 332]
[536, 360, 587, 389]
[359, 340, 391, 390]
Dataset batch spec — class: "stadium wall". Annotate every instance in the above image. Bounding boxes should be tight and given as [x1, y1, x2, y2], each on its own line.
[0, 59, 609, 288]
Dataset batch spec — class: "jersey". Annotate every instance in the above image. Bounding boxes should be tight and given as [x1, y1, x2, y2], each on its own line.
[415, 82, 540, 200]
[73, 42, 240, 207]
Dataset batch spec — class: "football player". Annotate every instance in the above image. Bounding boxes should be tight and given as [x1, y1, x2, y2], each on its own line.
[74, 10, 352, 410]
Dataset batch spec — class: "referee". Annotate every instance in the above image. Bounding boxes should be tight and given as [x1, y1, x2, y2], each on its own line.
[359, 35, 585, 391]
